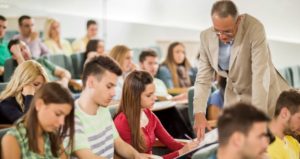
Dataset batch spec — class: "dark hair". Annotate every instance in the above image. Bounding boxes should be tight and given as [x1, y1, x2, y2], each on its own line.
[0, 15, 6, 21]
[139, 49, 157, 63]
[82, 56, 122, 88]
[211, 0, 238, 19]
[86, 19, 97, 29]
[19, 82, 75, 157]
[83, 39, 103, 62]
[7, 39, 21, 55]
[274, 89, 300, 117]
[117, 70, 153, 152]
[217, 103, 270, 146]
[18, 15, 31, 26]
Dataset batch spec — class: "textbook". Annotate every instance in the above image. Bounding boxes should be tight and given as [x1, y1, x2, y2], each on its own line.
[175, 128, 218, 159]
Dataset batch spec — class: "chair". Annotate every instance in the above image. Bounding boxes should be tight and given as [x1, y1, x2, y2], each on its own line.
[70, 53, 85, 79]
[291, 65, 300, 88]
[44, 54, 74, 78]
[187, 85, 217, 125]
[0, 82, 8, 93]
[278, 67, 293, 87]
[3, 58, 17, 82]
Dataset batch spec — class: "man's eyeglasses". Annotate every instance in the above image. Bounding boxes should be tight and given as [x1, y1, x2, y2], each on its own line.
[213, 16, 240, 37]
[214, 30, 234, 37]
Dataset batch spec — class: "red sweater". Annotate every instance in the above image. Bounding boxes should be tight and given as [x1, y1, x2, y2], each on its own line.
[114, 108, 184, 159]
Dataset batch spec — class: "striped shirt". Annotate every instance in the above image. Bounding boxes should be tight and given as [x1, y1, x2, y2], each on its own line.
[72, 101, 119, 159]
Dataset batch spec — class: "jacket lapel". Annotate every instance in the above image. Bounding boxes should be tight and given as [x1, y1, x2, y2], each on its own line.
[229, 15, 246, 71]
[209, 28, 219, 71]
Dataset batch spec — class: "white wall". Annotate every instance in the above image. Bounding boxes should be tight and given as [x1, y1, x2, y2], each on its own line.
[1, 0, 300, 68]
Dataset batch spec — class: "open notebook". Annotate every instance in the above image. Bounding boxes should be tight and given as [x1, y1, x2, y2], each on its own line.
[175, 128, 219, 159]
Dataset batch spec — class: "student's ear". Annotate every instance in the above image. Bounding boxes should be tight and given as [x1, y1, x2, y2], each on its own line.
[35, 99, 45, 111]
[280, 107, 291, 121]
[231, 132, 245, 148]
[86, 76, 94, 89]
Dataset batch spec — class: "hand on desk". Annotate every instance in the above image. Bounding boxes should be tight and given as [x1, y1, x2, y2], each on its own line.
[194, 112, 212, 141]
[178, 139, 201, 155]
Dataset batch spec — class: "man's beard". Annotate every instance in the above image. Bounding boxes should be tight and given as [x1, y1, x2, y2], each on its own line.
[283, 120, 297, 137]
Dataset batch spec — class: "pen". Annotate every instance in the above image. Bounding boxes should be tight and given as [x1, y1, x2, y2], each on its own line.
[184, 134, 193, 140]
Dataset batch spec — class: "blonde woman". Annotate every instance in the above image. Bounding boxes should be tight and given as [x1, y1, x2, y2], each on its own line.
[44, 18, 73, 54]
[0, 60, 48, 124]
[109, 45, 136, 100]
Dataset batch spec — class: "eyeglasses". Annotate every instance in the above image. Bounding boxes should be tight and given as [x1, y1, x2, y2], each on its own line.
[213, 16, 240, 37]
[214, 30, 234, 37]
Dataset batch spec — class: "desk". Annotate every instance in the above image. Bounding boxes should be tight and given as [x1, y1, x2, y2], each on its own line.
[152, 101, 176, 111]
[167, 88, 188, 95]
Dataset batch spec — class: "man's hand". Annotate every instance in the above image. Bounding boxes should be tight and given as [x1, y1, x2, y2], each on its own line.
[193, 112, 211, 141]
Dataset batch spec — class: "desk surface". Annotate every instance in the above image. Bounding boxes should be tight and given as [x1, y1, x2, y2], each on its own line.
[108, 100, 181, 112]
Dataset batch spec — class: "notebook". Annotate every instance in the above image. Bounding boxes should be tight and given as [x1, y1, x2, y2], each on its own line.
[175, 128, 219, 159]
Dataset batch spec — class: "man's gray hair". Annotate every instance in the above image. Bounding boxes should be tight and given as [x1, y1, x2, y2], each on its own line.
[211, 0, 238, 19]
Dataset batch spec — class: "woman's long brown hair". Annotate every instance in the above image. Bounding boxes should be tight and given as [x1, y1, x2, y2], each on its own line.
[162, 42, 192, 87]
[17, 82, 75, 157]
[116, 70, 153, 152]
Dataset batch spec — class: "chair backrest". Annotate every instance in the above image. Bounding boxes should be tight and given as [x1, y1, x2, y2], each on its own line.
[44, 54, 74, 78]
[0, 82, 8, 93]
[291, 65, 300, 88]
[3, 58, 17, 82]
[191, 143, 218, 159]
[188, 84, 217, 125]
[70, 53, 85, 79]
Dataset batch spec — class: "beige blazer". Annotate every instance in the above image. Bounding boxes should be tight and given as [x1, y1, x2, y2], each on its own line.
[193, 14, 290, 117]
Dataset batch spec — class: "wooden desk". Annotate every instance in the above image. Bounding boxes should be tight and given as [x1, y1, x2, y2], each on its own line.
[167, 88, 188, 95]
[0, 124, 11, 129]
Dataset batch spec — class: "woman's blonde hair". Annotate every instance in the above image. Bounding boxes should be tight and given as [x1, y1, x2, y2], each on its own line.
[0, 60, 49, 111]
[109, 45, 131, 71]
[44, 18, 59, 41]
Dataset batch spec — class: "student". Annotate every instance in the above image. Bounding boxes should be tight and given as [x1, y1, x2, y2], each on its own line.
[157, 42, 195, 88]
[83, 39, 105, 65]
[109, 45, 136, 100]
[208, 103, 271, 159]
[207, 75, 227, 120]
[0, 60, 48, 124]
[12, 15, 49, 58]
[0, 15, 11, 76]
[268, 90, 300, 159]
[72, 56, 146, 159]
[114, 70, 199, 159]
[72, 20, 98, 53]
[1, 82, 75, 159]
[139, 49, 188, 101]
[44, 18, 73, 55]
[7, 39, 71, 86]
